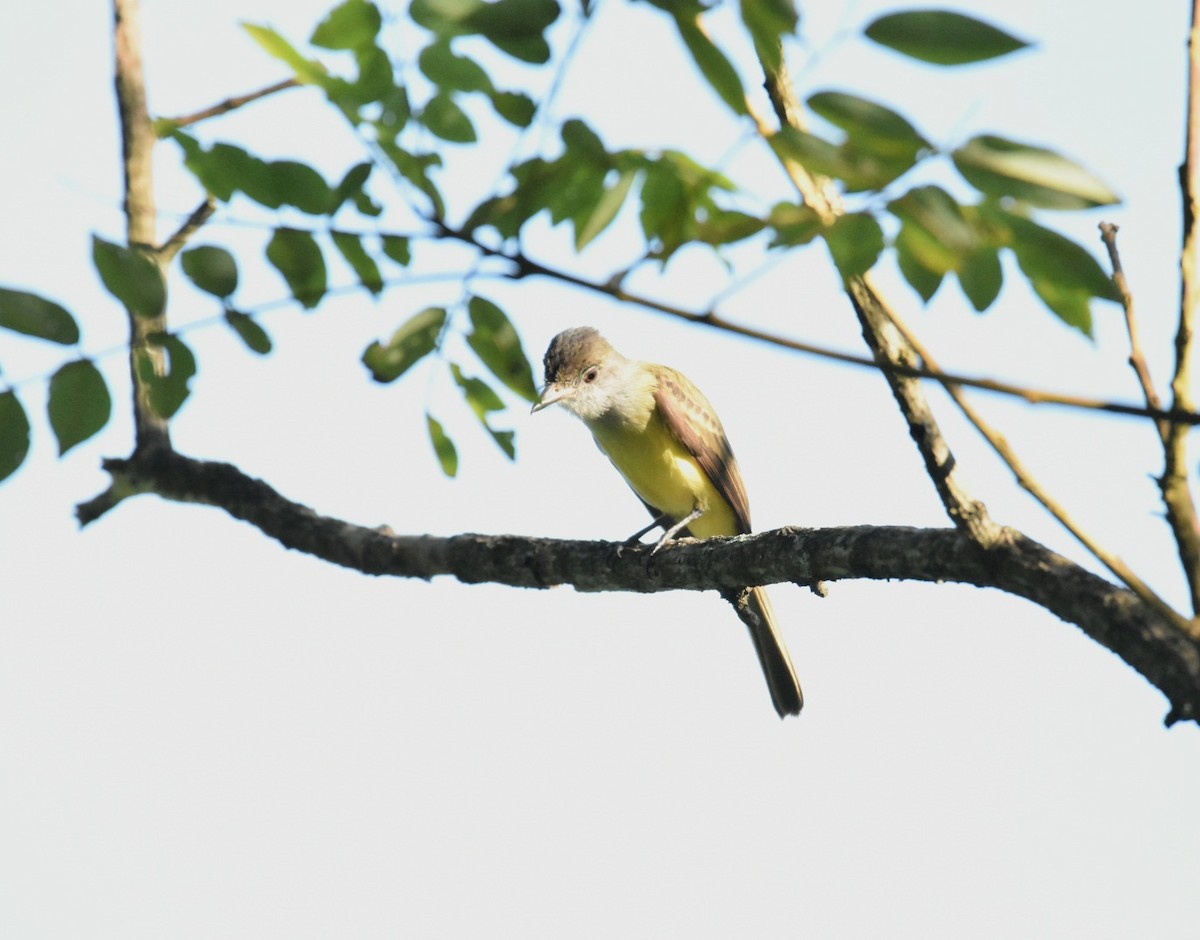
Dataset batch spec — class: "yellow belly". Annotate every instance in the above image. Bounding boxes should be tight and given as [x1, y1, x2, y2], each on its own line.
[590, 409, 737, 538]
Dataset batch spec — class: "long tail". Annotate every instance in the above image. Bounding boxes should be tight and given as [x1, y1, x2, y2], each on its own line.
[726, 586, 803, 718]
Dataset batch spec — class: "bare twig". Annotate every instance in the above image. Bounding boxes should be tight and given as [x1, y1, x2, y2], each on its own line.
[873, 284, 1191, 634]
[158, 195, 217, 264]
[164, 77, 300, 129]
[1163, 0, 1200, 616]
[1100, 222, 1164, 435]
[436, 221, 1200, 426]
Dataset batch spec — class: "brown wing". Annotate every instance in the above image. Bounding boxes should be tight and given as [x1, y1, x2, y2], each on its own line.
[652, 365, 752, 534]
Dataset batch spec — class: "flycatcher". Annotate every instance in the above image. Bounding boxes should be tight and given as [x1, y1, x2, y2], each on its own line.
[531, 326, 803, 718]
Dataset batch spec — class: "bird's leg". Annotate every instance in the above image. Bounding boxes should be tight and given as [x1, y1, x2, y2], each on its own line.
[651, 506, 704, 554]
[624, 513, 669, 545]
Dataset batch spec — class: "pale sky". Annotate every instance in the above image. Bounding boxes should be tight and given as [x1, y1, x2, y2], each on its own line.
[2, 1, 1198, 937]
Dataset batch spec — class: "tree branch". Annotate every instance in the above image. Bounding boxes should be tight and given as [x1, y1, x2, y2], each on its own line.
[113, 0, 169, 452]
[1166, 1, 1200, 615]
[163, 77, 300, 129]
[74, 446, 1200, 726]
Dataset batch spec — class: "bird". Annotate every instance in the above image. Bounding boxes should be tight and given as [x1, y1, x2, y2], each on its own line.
[531, 326, 803, 717]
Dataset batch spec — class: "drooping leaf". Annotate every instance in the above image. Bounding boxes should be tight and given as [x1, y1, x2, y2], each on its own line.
[575, 169, 637, 249]
[47, 359, 111, 455]
[0, 391, 31, 482]
[1000, 212, 1121, 301]
[957, 247, 1003, 312]
[740, 0, 799, 71]
[381, 235, 412, 266]
[136, 333, 197, 418]
[674, 15, 748, 116]
[181, 246, 239, 299]
[242, 23, 330, 85]
[953, 135, 1120, 210]
[864, 10, 1030, 66]
[887, 185, 978, 273]
[639, 160, 690, 259]
[92, 237, 166, 319]
[451, 363, 515, 459]
[824, 212, 884, 280]
[362, 306, 446, 382]
[224, 310, 273, 354]
[311, 0, 382, 50]
[331, 231, 384, 295]
[895, 226, 945, 302]
[422, 92, 477, 143]
[466, 296, 538, 402]
[266, 228, 327, 308]
[426, 413, 459, 477]
[0, 288, 79, 344]
[419, 39, 494, 92]
[377, 142, 445, 216]
[331, 162, 378, 215]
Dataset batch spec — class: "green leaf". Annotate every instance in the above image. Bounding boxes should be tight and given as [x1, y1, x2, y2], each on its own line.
[92, 237, 166, 319]
[490, 90, 536, 127]
[311, 0, 382, 50]
[887, 185, 978, 273]
[0, 287, 79, 344]
[0, 391, 31, 482]
[451, 363, 515, 459]
[864, 10, 1030, 66]
[422, 92, 477, 143]
[136, 333, 196, 418]
[953, 135, 1120, 210]
[1030, 278, 1094, 337]
[381, 235, 412, 266]
[410, 0, 485, 36]
[1000, 213, 1121, 301]
[362, 306, 446, 382]
[576, 169, 637, 250]
[824, 212, 884, 281]
[767, 202, 824, 247]
[426, 413, 458, 477]
[242, 23, 329, 84]
[740, 0, 799, 71]
[266, 228, 327, 308]
[639, 161, 690, 260]
[957, 247, 1003, 312]
[895, 226, 945, 302]
[269, 160, 334, 214]
[466, 296, 538, 401]
[697, 208, 765, 246]
[378, 142, 445, 216]
[808, 91, 928, 160]
[224, 310, 273, 355]
[181, 246, 239, 299]
[419, 40, 494, 92]
[331, 162, 378, 215]
[674, 15, 748, 116]
[48, 359, 111, 455]
[466, 0, 560, 63]
[331, 231, 384, 294]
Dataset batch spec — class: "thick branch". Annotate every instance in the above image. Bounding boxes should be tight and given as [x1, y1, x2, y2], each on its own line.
[75, 447, 1200, 725]
[113, 0, 169, 451]
[1166, 2, 1200, 614]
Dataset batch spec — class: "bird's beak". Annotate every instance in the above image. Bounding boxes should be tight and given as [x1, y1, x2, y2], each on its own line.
[530, 382, 574, 414]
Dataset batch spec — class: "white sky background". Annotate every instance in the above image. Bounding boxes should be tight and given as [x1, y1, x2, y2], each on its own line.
[2, 0, 1199, 936]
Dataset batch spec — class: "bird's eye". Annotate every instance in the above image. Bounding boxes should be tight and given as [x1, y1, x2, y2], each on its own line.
[583, 366, 599, 384]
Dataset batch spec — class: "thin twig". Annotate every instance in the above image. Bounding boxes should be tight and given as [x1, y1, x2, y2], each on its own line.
[164, 78, 300, 129]
[871, 280, 1190, 634]
[158, 195, 217, 263]
[435, 221, 1200, 426]
[1099, 222, 1164, 436]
